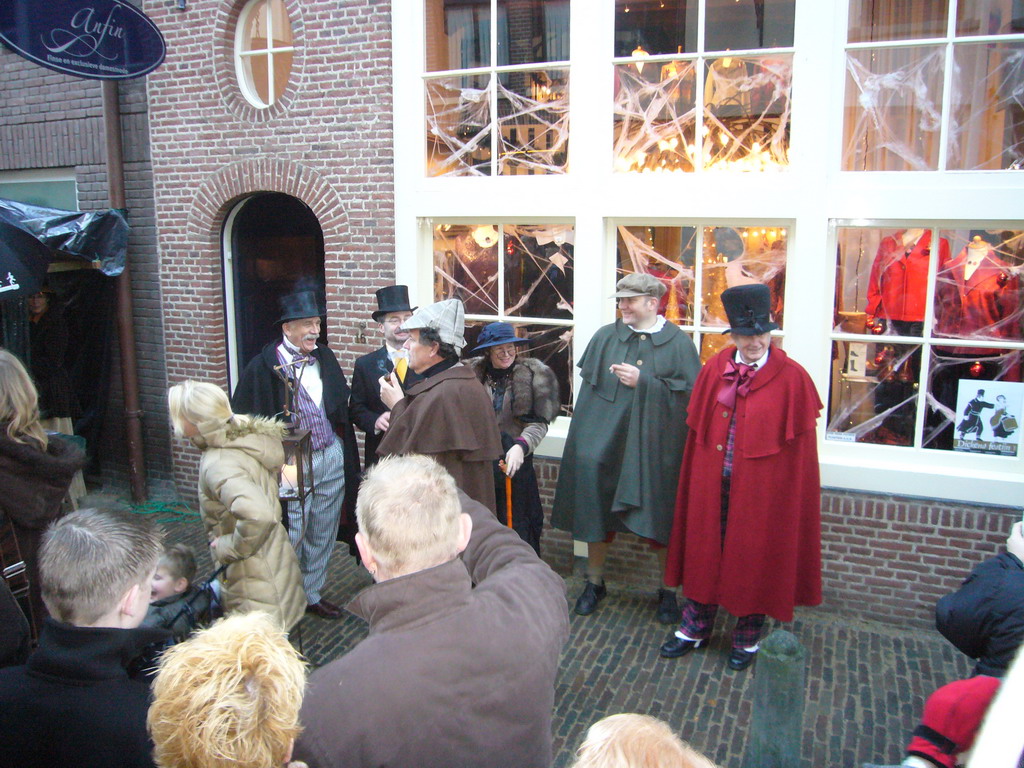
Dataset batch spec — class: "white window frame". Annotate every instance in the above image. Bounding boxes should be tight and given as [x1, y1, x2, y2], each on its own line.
[393, 0, 1024, 506]
[234, 0, 295, 110]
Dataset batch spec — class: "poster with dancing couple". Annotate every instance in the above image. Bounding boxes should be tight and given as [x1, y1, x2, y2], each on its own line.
[954, 380, 1022, 456]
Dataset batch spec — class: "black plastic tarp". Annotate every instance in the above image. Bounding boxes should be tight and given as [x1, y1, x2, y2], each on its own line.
[0, 198, 128, 299]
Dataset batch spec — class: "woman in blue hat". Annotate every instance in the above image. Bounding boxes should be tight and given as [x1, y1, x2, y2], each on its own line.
[467, 323, 560, 554]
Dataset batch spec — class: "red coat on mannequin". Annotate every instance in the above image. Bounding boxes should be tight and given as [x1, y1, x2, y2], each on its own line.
[934, 244, 1021, 356]
[866, 230, 951, 323]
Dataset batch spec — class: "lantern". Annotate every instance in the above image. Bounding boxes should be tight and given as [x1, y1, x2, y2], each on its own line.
[279, 427, 313, 504]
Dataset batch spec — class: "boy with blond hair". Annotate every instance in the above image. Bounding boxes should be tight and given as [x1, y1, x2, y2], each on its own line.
[0, 507, 167, 768]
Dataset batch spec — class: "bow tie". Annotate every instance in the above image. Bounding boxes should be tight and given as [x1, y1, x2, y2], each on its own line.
[717, 359, 757, 409]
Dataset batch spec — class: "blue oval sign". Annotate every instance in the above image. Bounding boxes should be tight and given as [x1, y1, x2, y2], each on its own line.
[0, 0, 166, 81]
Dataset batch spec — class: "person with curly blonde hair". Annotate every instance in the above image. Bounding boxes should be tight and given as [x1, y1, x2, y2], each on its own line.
[148, 611, 308, 768]
[570, 713, 719, 768]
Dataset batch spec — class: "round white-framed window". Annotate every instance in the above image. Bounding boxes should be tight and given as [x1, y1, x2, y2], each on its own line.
[234, 0, 294, 109]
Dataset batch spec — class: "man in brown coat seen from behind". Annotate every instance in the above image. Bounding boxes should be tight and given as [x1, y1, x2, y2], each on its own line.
[293, 454, 570, 768]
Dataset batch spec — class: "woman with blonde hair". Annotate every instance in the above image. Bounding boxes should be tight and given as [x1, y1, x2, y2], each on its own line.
[149, 611, 308, 768]
[168, 380, 304, 631]
[570, 713, 719, 768]
[0, 348, 84, 634]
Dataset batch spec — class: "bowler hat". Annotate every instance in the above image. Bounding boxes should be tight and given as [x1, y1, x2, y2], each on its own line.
[720, 284, 779, 335]
[611, 273, 667, 300]
[473, 322, 530, 352]
[277, 290, 324, 324]
[372, 285, 417, 322]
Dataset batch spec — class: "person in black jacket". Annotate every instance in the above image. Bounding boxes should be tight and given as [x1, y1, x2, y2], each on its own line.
[0, 508, 170, 768]
[231, 289, 361, 620]
[349, 285, 421, 469]
[935, 520, 1024, 677]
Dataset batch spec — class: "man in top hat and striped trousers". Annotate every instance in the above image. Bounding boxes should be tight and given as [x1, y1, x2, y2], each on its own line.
[661, 283, 823, 670]
[350, 286, 422, 469]
[232, 289, 360, 620]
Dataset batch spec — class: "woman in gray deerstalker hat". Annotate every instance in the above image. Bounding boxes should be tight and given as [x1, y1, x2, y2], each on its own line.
[466, 323, 560, 554]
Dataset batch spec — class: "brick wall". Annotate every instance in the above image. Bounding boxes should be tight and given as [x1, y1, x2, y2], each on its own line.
[535, 456, 1017, 630]
[0, 36, 174, 492]
[145, 0, 396, 492]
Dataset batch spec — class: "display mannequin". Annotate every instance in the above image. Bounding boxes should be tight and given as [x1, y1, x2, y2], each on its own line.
[862, 229, 950, 443]
[927, 235, 1022, 449]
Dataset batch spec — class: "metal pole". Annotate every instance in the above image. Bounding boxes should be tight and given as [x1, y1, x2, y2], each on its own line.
[102, 80, 147, 503]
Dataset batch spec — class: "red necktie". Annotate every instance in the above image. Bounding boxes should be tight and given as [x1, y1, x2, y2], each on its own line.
[717, 360, 756, 409]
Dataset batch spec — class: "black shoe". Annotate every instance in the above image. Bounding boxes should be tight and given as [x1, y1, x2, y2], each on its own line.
[574, 580, 607, 616]
[659, 634, 704, 659]
[655, 588, 681, 625]
[727, 647, 757, 670]
[305, 600, 342, 620]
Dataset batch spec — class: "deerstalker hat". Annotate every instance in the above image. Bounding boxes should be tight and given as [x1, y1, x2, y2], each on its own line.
[402, 298, 466, 352]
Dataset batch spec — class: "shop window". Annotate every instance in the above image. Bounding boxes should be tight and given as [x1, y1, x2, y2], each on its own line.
[829, 226, 1024, 453]
[615, 223, 787, 362]
[235, 0, 294, 109]
[432, 223, 574, 413]
[612, 0, 794, 173]
[424, 0, 570, 176]
[843, 0, 1024, 171]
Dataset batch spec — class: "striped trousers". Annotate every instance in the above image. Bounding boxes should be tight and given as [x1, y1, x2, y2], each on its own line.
[288, 439, 345, 604]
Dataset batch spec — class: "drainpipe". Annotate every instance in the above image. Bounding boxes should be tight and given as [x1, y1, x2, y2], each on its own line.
[102, 80, 147, 503]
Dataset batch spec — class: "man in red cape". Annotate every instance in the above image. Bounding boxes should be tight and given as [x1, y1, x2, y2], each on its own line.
[661, 284, 822, 671]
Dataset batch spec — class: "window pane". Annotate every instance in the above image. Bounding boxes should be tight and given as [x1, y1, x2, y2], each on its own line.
[270, 0, 292, 46]
[464, 321, 575, 415]
[272, 51, 292, 101]
[616, 225, 696, 325]
[497, 0, 569, 65]
[426, 74, 493, 176]
[244, 0, 270, 53]
[503, 225, 574, 319]
[433, 224, 500, 313]
[834, 227, 949, 338]
[924, 347, 1023, 451]
[242, 54, 270, 105]
[947, 41, 1024, 170]
[957, 0, 1024, 36]
[614, 0, 697, 57]
[496, 69, 569, 175]
[613, 60, 697, 173]
[826, 341, 921, 446]
[704, 54, 792, 171]
[843, 46, 946, 171]
[847, 0, 949, 43]
[705, 0, 795, 51]
[425, 0, 491, 72]
[933, 229, 1024, 344]
[701, 225, 787, 331]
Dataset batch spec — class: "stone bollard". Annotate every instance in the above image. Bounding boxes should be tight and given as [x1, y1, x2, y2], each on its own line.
[741, 629, 806, 768]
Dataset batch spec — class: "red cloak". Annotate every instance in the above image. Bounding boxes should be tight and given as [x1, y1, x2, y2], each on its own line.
[664, 346, 823, 622]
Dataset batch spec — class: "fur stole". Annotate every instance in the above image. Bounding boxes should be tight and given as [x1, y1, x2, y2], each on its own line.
[466, 356, 560, 423]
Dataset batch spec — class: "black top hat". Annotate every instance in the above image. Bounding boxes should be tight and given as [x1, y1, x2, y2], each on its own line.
[277, 290, 325, 324]
[720, 284, 779, 336]
[372, 285, 416, 322]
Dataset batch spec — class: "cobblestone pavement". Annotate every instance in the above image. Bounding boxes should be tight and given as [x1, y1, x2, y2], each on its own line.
[113, 496, 972, 768]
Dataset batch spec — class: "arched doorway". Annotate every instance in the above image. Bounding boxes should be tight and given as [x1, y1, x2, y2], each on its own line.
[222, 192, 325, 389]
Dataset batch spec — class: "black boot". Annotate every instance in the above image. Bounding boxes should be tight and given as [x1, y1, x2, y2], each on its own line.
[574, 580, 607, 616]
